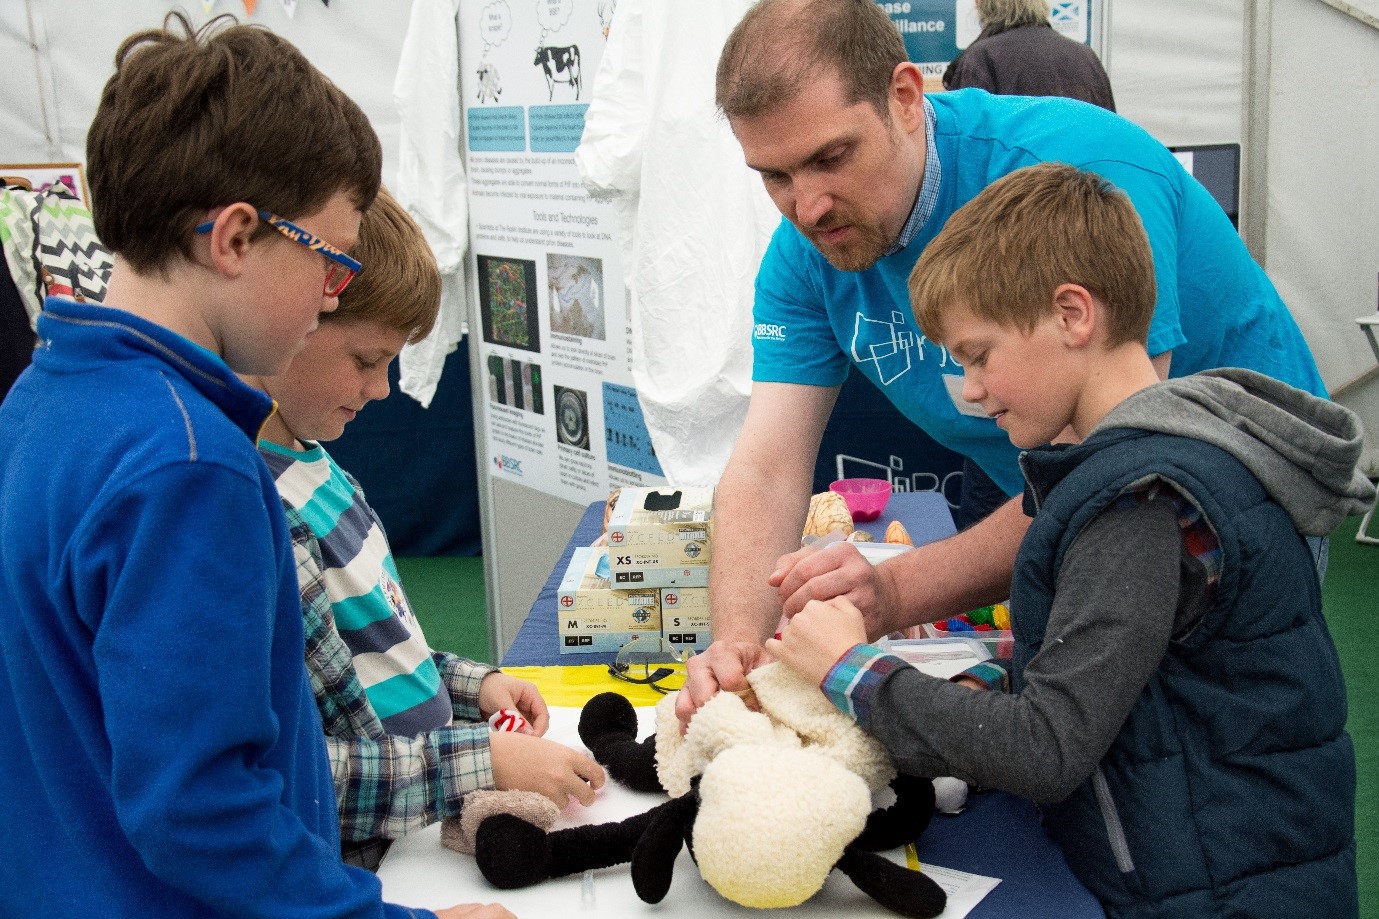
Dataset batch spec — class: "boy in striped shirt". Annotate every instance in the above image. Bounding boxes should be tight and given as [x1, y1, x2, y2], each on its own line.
[247, 188, 604, 870]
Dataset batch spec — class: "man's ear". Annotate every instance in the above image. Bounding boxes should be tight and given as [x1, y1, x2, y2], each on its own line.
[1053, 283, 1098, 348]
[889, 63, 926, 133]
[199, 202, 260, 279]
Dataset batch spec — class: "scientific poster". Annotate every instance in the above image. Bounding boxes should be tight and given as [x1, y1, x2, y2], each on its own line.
[461, 0, 665, 503]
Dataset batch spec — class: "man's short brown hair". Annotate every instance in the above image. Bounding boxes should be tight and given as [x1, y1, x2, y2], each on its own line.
[87, 13, 382, 273]
[910, 163, 1156, 346]
[716, 0, 906, 121]
[328, 187, 440, 343]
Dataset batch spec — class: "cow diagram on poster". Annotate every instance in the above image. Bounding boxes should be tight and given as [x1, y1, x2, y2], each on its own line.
[547, 254, 604, 340]
[533, 0, 581, 101]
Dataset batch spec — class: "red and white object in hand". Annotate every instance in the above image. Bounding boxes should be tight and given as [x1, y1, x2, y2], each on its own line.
[488, 709, 528, 733]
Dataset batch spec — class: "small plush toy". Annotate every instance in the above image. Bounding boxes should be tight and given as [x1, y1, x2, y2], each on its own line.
[473, 663, 947, 918]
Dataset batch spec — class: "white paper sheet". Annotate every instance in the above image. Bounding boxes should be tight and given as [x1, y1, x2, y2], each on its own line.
[377, 707, 999, 918]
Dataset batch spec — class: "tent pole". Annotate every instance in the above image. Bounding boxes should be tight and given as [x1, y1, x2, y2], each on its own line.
[1241, 0, 1272, 266]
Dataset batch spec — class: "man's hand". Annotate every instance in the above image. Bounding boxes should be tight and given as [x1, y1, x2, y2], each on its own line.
[769, 542, 901, 639]
[433, 903, 519, 919]
[765, 597, 867, 687]
[489, 732, 606, 809]
[674, 638, 769, 730]
[478, 672, 550, 735]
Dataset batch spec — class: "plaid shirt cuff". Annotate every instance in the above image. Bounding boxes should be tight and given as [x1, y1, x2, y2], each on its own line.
[956, 661, 1010, 693]
[438, 653, 496, 722]
[822, 644, 908, 729]
[333, 722, 494, 842]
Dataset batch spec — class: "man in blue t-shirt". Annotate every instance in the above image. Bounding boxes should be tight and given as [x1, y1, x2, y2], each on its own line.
[676, 0, 1326, 726]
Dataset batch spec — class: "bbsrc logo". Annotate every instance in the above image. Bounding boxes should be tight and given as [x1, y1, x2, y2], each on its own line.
[753, 322, 787, 343]
[493, 454, 523, 476]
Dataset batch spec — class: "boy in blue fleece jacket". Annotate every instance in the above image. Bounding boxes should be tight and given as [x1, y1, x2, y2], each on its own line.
[0, 13, 508, 919]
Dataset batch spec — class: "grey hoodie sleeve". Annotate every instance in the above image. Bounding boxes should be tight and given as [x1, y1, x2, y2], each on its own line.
[866, 496, 1207, 803]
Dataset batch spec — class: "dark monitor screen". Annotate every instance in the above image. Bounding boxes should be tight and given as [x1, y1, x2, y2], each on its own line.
[1169, 143, 1241, 229]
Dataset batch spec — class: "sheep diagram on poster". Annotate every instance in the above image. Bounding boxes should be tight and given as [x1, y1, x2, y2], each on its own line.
[475, 0, 512, 103]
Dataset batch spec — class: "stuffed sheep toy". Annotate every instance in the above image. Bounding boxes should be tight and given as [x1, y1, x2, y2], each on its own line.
[472, 662, 947, 918]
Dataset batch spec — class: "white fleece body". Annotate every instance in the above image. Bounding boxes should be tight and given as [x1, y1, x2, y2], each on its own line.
[652, 663, 898, 908]
[695, 745, 871, 907]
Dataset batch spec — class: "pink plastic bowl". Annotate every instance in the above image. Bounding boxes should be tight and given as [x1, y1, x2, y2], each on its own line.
[829, 478, 892, 523]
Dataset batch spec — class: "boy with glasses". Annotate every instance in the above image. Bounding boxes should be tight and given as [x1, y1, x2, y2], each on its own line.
[246, 188, 605, 871]
[0, 14, 511, 919]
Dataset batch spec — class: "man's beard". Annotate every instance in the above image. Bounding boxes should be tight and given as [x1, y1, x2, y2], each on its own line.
[803, 216, 893, 272]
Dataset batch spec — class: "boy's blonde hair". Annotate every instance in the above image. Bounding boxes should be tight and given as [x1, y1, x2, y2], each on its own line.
[327, 187, 440, 343]
[910, 162, 1155, 346]
[87, 13, 381, 273]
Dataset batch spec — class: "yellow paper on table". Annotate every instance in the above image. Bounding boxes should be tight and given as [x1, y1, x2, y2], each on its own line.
[500, 664, 679, 707]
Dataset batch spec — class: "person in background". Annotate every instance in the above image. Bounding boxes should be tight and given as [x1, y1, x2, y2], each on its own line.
[246, 187, 606, 871]
[771, 162, 1367, 919]
[943, 0, 1116, 111]
[0, 13, 511, 919]
[678, 0, 1327, 728]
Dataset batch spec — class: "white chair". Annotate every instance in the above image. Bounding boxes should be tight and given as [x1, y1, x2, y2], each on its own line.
[1355, 316, 1379, 545]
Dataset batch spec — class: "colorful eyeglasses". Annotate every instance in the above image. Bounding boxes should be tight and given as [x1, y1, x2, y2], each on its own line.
[195, 209, 361, 297]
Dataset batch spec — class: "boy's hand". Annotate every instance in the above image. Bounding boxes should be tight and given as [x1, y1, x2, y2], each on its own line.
[489, 731, 606, 809]
[433, 903, 518, 919]
[769, 543, 900, 639]
[765, 597, 868, 687]
[479, 672, 550, 735]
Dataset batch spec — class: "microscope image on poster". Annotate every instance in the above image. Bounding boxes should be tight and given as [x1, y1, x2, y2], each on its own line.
[477, 254, 541, 354]
[554, 384, 590, 451]
[487, 354, 544, 415]
[547, 254, 605, 341]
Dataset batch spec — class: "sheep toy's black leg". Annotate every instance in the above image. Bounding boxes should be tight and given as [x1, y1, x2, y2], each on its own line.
[577, 691, 662, 793]
[474, 804, 666, 890]
[629, 791, 698, 903]
[837, 848, 948, 919]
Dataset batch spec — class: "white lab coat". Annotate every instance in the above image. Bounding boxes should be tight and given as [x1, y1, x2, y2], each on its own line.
[393, 0, 470, 408]
[575, 0, 779, 486]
